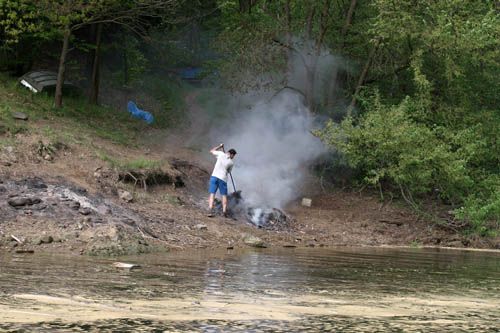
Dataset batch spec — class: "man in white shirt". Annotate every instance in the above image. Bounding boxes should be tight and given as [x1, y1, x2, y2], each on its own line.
[208, 143, 237, 217]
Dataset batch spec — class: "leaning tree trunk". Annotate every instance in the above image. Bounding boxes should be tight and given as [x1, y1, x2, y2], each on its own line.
[55, 26, 71, 108]
[305, 5, 315, 40]
[327, 0, 357, 107]
[284, 0, 292, 84]
[341, 0, 357, 41]
[305, 65, 316, 111]
[304, 5, 316, 111]
[89, 23, 103, 105]
[347, 39, 380, 116]
[306, 0, 330, 113]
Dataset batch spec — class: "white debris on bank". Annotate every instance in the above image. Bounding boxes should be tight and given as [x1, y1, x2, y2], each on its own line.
[301, 198, 312, 207]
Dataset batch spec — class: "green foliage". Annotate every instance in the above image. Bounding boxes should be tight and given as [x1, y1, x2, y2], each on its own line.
[320, 85, 499, 234]
[109, 36, 148, 86]
[409, 239, 422, 248]
[213, 0, 286, 91]
[317, 0, 500, 236]
[135, 74, 187, 129]
[0, 1, 50, 73]
[0, 73, 143, 146]
[0, 75, 33, 133]
[0, 104, 28, 135]
[97, 152, 162, 171]
[320, 92, 471, 200]
[0, 0, 40, 45]
[196, 88, 232, 120]
[369, 0, 499, 107]
[453, 172, 500, 236]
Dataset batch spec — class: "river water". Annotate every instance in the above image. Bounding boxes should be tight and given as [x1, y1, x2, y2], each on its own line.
[0, 247, 499, 332]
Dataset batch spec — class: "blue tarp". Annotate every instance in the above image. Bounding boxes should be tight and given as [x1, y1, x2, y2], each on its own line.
[127, 101, 154, 124]
[180, 67, 202, 80]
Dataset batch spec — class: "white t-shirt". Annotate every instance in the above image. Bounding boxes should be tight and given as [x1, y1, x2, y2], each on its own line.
[211, 151, 234, 182]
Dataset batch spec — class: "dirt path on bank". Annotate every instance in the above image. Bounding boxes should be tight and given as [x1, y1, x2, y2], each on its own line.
[0, 93, 498, 255]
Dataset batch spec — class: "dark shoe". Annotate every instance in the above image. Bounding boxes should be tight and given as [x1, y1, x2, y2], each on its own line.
[207, 209, 215, 217]
[223, 212, 229, 218]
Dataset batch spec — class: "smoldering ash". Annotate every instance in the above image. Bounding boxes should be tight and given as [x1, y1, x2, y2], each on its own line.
[220, 91, 325, 209]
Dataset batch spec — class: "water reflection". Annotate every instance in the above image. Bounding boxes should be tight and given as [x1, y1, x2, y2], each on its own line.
[0, 247, 499, 332]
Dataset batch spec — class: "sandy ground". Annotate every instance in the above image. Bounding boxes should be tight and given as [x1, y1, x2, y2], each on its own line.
[2, 292, 497, 323]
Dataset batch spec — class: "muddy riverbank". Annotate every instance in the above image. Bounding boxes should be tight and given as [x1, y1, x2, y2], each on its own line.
[1, 169, 496, 256]
[1, 112, 498, 256]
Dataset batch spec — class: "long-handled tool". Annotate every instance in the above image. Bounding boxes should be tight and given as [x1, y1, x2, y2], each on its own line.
[221, 144, 237, 193]
[229, 170, 236, 193]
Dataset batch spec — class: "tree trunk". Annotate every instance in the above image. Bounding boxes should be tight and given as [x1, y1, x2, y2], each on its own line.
[324, 0, 358, 108]
[123, 49, 129, 86]
[306, 6, 316, 40]
[89, 23, 103, 105]
[307, 1, 331, 112]
[325, 66, 339, 107]
[55, 26, 71, 108]
[348, 39, 380, 116]
[304, 4, 316, 110]
[285, 0, 292, 84]
[315, 0, 331, 52]
[324, 0, 357, 108]
[86, 24, 97, 79]
[239, 0, 251, 13]
[341, 0, 357, 38]
[305, 66, 315, 111]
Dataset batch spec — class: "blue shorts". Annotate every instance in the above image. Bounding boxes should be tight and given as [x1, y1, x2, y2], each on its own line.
[209, 176, 228, 196]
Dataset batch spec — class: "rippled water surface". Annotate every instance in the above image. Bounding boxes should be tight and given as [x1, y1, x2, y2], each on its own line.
[1, 247, 499, 332]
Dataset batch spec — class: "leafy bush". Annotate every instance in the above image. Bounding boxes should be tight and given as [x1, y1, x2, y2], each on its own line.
[321, 93, 468, 197]
[455, 175, 500, 236]
[319, 90, 499, 235]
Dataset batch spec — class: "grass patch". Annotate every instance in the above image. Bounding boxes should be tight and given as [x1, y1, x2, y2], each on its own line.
[97, 151, 162, 171]
[0, 73, 184, 146]
[410, 240, 422, 248]
[96, 151, 183, 188]
[0, 136, 16, 148]
[0, 104, 30, 136]
[122, 158, 162, 170]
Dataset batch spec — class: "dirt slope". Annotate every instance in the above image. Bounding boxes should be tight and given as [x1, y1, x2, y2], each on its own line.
[0, 95, 497, 255]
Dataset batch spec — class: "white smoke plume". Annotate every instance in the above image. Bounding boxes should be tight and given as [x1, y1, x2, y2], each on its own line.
[202, 37, 348, 209]
[211, 91, 326, 209]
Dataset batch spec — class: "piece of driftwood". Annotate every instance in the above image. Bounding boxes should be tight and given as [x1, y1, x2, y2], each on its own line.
[378, 219, 403, 226]
[11, 235, 23, 244]
[112, 262, 141, 270]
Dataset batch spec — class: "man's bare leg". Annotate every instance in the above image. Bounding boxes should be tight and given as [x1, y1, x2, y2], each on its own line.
[209, 193, 215, 210]
[208, 193, 216, 217]
[222, 195, 228, 215]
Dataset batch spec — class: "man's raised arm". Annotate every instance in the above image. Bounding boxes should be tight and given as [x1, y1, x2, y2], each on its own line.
[210, 143, 224, 154]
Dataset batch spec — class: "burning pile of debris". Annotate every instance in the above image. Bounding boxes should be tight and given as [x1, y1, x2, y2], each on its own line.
[246, 207, 291, 230]
[212, 191, 293, 230]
